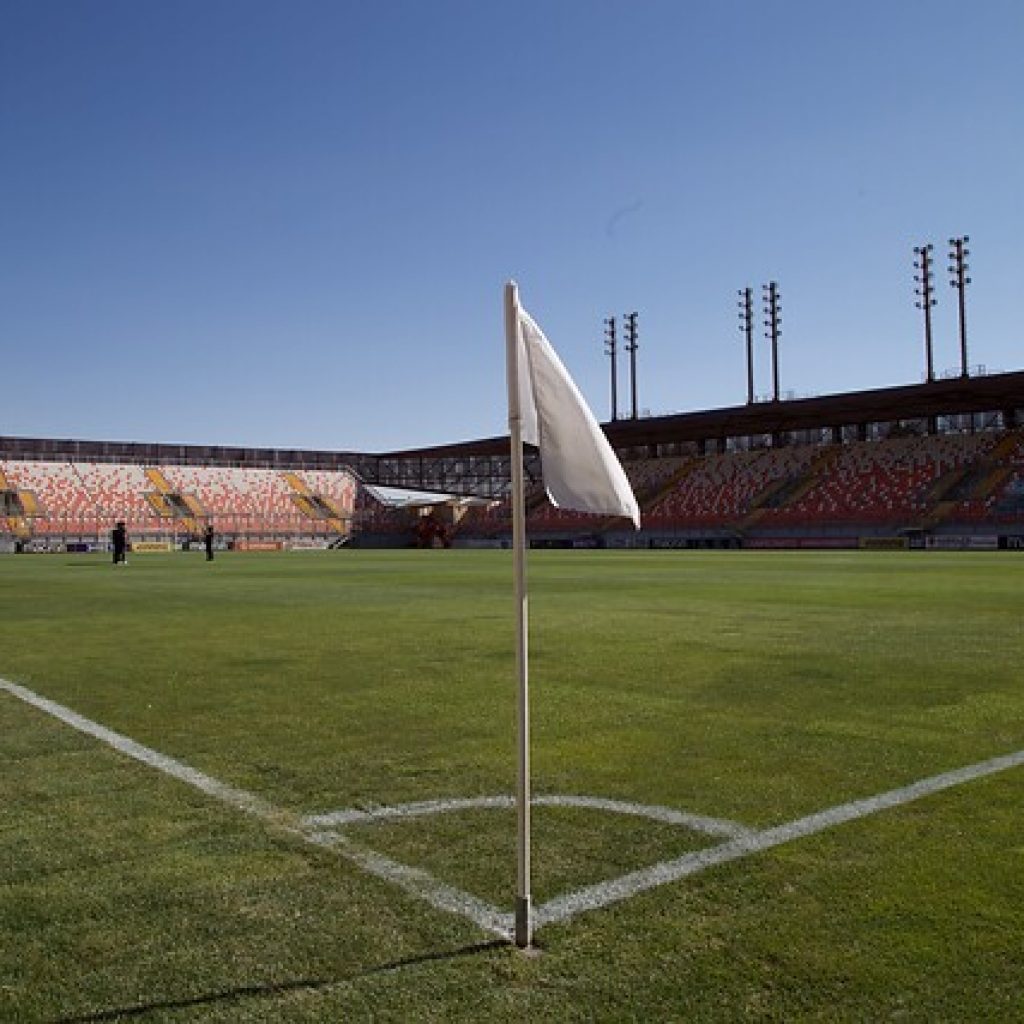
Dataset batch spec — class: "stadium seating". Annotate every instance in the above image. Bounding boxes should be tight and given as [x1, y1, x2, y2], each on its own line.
[759, 433, 997, 527]
[0, 459, 356, 540]
[450, 432, 1024, 537]
[72, 462, 156, 532]
[4, 430, 1022, 546]
[644, 446, 819, 528]
[0, 460, 100, 536]
[523, 455, 691, 531]
[943, 429, 1024, 525]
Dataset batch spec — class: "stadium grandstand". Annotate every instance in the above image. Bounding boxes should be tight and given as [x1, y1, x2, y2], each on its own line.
[3, 368, 1024, 554]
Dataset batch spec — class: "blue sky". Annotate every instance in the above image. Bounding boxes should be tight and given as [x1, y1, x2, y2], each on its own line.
[2, 1, 1022, 452]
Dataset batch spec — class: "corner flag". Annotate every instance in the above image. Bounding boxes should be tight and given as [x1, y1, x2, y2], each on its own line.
[516, 304, 640, 528]
[503, 282, 639, 950]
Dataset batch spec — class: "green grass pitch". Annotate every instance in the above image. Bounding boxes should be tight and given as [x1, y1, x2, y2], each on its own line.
[2, 548, 1023, 1021]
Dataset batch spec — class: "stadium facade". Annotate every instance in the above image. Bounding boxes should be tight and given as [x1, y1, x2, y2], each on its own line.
[3, 369, 1024, 553]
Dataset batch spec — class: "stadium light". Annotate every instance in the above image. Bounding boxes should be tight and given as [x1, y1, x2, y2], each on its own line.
[913, 243, 937, 383]
[604, 316, 619, 421]
[948, 236, 971, 378]
[738, 287, 755, 405]
[762, 282, 781, 403]
[623, 311, 639, 420]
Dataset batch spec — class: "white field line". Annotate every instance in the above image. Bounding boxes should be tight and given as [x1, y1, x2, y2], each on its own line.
[307, 829, 513, 937]
[305, 795, 515, 829]
[0, 677, 280, 821]
[303, 794, 752, 840]
[0, 677, 510, 939]
[534, 794, 753, 840]
[533, 746, 1024, 928]
[5, 676, 1024, 937]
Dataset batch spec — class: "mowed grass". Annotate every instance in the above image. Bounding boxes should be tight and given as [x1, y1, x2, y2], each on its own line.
[1, 548, 1023, 1021]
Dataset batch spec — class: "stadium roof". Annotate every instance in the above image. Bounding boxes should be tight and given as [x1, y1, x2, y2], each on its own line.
[3, 370, 1023, 499]
[377, 369, 1024, 460]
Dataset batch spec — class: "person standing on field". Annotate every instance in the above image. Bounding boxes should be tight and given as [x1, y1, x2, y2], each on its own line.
[204, 523, 215, 561]
[112, 520, 127, 565]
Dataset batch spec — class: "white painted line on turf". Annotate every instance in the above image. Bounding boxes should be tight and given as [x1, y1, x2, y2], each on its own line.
[533, 746, 1024, 927]
[303, 793, 752, 840]
[534, 794, 753, 840]
[304, 795, 515, 829]
[307, 829, 513, 938]
[0, 676, 511, 939]
[5, 676, 1024, 937]
[0, 677, 280, 821]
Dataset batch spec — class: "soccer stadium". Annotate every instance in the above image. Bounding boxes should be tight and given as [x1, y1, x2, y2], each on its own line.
[5, 4, 1024, 1021]
[4, 366, 1024, 553]
[4, 362, 1024, 1021]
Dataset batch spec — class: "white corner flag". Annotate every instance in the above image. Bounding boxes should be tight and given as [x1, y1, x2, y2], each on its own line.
[515, 301, 641, 528]
[504, 281, 639, 950]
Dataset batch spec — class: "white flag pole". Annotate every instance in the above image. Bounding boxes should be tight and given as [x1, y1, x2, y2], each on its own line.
[504, 280, 532, 948]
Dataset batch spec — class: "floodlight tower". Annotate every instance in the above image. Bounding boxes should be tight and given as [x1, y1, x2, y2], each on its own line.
[738, 287, 755, 405]
[914, 244, 937, 383]
[762, 282, 781, 403]
[624, 311, 639, 419]
[604, 315, 619, 421]
[948, 235, 971, 378]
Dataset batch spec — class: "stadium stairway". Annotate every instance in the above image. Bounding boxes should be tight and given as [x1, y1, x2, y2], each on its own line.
[917, 499, 957, 530]
[642, 458, 699, 508]
[283, 471, 312, 497]
[5, 516, 32, 540]
[918, 429, 1022, 528]
[284, 473, 347, 532]
[17, 490, 40, 517]
[968, 430, 1024, 501]
[181, 494, 205, 518]
[5, 516, 31, 539]
[926, 464, 973, 504]
[972, 464, 1015, 501]
[144, 470, 206, 534]
[291, 492, 318, 517]
[146, 492, 174, 518]
[740, 446, 841, 529]
[145, 468, 175, 494]
[1, 477, 40, 538]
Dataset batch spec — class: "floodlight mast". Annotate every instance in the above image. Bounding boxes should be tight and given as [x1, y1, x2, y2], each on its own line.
[763, 282, 781, 403]
[948, 236, 971, 378]
[604, 316, 619, 421]
[914, 244, 937, 383]
[624, 311, 639, 419]
[738, 287, 755, 405]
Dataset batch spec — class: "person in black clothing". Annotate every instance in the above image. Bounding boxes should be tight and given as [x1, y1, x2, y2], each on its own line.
[112, 521, 127, 565]
[204, 523, 215, 561]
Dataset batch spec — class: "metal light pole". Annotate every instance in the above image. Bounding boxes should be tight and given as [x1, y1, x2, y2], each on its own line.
[624, 311, 639, 419]
[914, 244, 936, 383]
[738, 287, 754, 405]
[604, 316, 618, 421]
[948, 236, 971, 378]
[762, 282, 781, 403]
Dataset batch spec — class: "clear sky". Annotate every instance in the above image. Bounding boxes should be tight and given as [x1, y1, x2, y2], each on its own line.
[2, 1, 1022, 453]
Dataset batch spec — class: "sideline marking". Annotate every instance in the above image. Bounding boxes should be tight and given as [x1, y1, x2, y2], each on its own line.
[0, 677, 279, 821]
[309, 830, 514, 937]
[534, 745, 1024, 927]
[4, 677, 1023, 937]
[0, 676, 509, 939]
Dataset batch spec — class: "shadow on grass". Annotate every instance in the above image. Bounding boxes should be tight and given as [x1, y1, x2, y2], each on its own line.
[53, 939, 510, 1023]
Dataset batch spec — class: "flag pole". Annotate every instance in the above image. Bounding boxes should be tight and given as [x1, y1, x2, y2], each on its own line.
[504, 280, 532, 948]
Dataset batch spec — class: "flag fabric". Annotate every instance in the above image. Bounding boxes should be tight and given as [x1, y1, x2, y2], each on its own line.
[516, 305, 640, 528]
